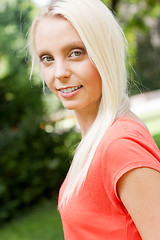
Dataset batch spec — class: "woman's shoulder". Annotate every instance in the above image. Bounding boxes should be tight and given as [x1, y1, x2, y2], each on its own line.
[99, 111, 160, 179]
[115, 110, 148, 131]
[111, 111, 149, 138]
[113, 110, 148, 131]
[101, 110, 158, 151]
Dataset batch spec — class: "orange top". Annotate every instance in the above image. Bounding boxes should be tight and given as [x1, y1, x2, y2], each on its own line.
[59, 118, 160, 240]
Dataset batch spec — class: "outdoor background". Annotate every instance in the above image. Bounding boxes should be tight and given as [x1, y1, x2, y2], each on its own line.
[0, 0, 160, 239]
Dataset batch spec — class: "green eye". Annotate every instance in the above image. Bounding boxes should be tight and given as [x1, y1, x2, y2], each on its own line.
[71, 51, 82, 57]
[41, 55, 54, 63]
[45, 56, 53, 61]
[74, 51, 81, 56]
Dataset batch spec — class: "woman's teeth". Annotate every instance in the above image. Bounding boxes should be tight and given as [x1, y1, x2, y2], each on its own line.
[60, 85, 82, 93]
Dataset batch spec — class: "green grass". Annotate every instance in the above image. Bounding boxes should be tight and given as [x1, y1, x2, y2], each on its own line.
[0, 200, 64, 240]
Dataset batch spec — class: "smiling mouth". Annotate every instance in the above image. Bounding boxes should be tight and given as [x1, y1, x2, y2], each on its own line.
[59, 85, 83, 93]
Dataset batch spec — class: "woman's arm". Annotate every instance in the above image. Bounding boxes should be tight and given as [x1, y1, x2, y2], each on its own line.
[117, 167, 160, 240]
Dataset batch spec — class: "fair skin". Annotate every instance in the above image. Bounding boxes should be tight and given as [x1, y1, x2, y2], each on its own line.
[35, 16, 102, 137]
[35, 16, 160, 240]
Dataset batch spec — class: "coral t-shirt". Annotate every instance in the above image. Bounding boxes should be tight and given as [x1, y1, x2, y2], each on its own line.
[59, 117, 160, 240]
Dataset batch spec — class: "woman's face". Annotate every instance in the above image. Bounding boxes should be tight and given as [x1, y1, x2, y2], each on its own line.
[35, 16, 102, 114]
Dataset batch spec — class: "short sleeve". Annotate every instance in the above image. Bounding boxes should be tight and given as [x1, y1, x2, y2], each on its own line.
[101, 136, 160, 211]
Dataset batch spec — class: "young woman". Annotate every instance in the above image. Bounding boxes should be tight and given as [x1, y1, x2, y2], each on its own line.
[29, 0, 160, 239]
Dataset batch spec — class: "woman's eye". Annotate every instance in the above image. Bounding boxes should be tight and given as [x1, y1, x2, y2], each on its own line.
[70, 51, 83, 58]
[40, 56, 54, 63]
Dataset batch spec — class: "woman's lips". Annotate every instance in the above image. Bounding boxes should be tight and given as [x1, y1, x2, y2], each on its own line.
[58, 85, 83, 98]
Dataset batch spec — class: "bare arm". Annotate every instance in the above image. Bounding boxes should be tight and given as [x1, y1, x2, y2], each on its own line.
[117, 167, 160, 240]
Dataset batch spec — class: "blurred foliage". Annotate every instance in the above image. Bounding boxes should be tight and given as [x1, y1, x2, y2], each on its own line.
[116, 0, 160, 94]
[153, 133, 160, 150]
[0, 0, 160, 223]
[0, 122, 80, 222]
[101, 0, 160, 94]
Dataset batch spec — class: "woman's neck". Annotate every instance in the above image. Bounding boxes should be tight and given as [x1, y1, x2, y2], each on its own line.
[75, 106, 99, 138]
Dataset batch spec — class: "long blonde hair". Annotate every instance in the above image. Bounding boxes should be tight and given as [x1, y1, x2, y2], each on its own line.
[29, 0, 130, 207]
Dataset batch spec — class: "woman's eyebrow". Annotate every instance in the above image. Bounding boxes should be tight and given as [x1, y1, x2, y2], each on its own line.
[36, 41, 86, 57]
[62, 41, 86, 52]
[37, 50, 51, 58]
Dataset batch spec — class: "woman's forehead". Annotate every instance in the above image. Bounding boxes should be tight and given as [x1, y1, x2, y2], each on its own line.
[36, 16, 79, 39]
[35, 16, 85, 53]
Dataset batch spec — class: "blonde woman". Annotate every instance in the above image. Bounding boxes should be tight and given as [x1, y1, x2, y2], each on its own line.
[29, 0, 160, 239]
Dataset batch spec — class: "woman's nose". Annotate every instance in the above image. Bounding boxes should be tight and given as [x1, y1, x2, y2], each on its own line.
[54, 60, 71, 81]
